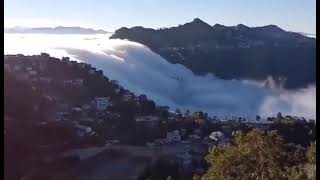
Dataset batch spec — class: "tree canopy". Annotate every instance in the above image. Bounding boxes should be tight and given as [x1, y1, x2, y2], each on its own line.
[199, 129, 313, 180]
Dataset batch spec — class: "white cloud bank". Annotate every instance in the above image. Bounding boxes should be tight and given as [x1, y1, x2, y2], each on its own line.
[4, 33, 316, 119]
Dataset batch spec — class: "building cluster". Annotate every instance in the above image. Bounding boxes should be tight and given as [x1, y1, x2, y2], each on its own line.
[4, 53, 315, 174]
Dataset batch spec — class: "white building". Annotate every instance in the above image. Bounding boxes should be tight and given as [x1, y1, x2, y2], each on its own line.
[209, 131, 224, 142]
[95, 97, 111, 111]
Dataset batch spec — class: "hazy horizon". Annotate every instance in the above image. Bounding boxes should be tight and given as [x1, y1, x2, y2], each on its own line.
[4, 0, 316, 34]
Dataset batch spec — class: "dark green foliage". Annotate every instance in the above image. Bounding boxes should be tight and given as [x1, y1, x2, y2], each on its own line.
[271, 120, 316, 147]
[4, 70, 79, 180]
[200, 129, 308, 180]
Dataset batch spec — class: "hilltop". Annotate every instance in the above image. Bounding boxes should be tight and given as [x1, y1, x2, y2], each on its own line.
[110, 18, 316, 89]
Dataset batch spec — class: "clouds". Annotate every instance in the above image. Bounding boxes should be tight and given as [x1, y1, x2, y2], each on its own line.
[258, 87, 316, 119]
[4, 33, 316, 119]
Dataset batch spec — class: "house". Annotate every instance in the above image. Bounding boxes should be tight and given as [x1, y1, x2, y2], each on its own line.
[15, 72, 29, 81]
[97, 70, 103, 76]
[25, 66, 33, 71]
[193, 128, 203, 136]
[89, 68, 97, 74]
[31, 77, 39, 83]
[114, 88, 121, 94]
[78, 62, 86, 69]
[166, 130, 181, 142]
[67, 61, 74, 66]
[110, 80, 118, 84]
[4, 64, 11, 72]
[43, 95, 53, 102]
[179, 128, 187, 137]
[62, 57, 70, 62]
[167, 117, 177, 124]
[195, 118, 206, 125]
[85, 63, 92, 69]
[33, 105, 39, 112]
[73, 107, 82, 112]
[135, 115, 161, 128]
[146, 142, 156, 148]
[13, 65, 22, 71]
[221, 124, 233, 134]
[28, 70, 38, 76]
[309, 119, 316, 124]
[188, 134, 201, 140]
[254, 123, 271, 131]
[209, 131, 224, 142]
[82, 104, 91, 110]
[122, 92, 134, 101]
[138, 94, 148, 101]
[39, 77, 52, 83]
[156, 105, 169, 112]
[58, 104, 69, 112]
[76, 124, 92, 137]
[176, 152, 192, 169]
[95, 97, 111, 111]
[74, 78, 84, 86]
[217, 138, 230, 146]
[31, 60, 37, 66]
[40, 53, 50, 58]
[39, 61, 47, 71]
[63, 80, 73, 86]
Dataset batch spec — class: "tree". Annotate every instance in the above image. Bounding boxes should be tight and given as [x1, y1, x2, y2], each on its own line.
[200, 129, 307, 180]
[286, 142, 316, 180]
[305, 143, 316, 179]
[184, 110, 190, 117]
[256, 115, 261, 122]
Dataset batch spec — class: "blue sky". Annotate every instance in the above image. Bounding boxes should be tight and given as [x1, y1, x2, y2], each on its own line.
[4, 0, 316, 34]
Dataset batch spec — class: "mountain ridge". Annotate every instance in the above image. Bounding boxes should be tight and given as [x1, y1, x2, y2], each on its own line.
[110, 18, 316, 89]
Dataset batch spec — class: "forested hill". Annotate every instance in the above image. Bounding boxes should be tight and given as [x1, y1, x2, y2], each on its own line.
[110, 18, 316, 89]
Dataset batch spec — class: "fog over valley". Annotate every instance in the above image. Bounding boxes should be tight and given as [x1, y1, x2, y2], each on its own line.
[4, 33, 316, 119]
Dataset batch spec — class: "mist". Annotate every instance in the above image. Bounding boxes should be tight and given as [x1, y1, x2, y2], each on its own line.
[4, 33, 316, 119]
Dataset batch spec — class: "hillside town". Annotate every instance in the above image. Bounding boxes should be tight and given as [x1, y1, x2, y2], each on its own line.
[4, 54, 316, 180]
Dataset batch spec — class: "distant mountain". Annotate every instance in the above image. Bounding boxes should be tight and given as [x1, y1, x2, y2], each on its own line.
[110, 18, 316, 89]
[4, 26, 111, 34]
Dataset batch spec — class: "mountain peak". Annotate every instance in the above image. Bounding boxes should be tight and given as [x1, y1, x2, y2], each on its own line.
[184, 18, 212, 29]
[192, 18, 205, 23]
[236, 24, 249, 29]
[259, 24, 285, 32]
[190, 18, 210, 26]
[213, 24, 228, 28]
